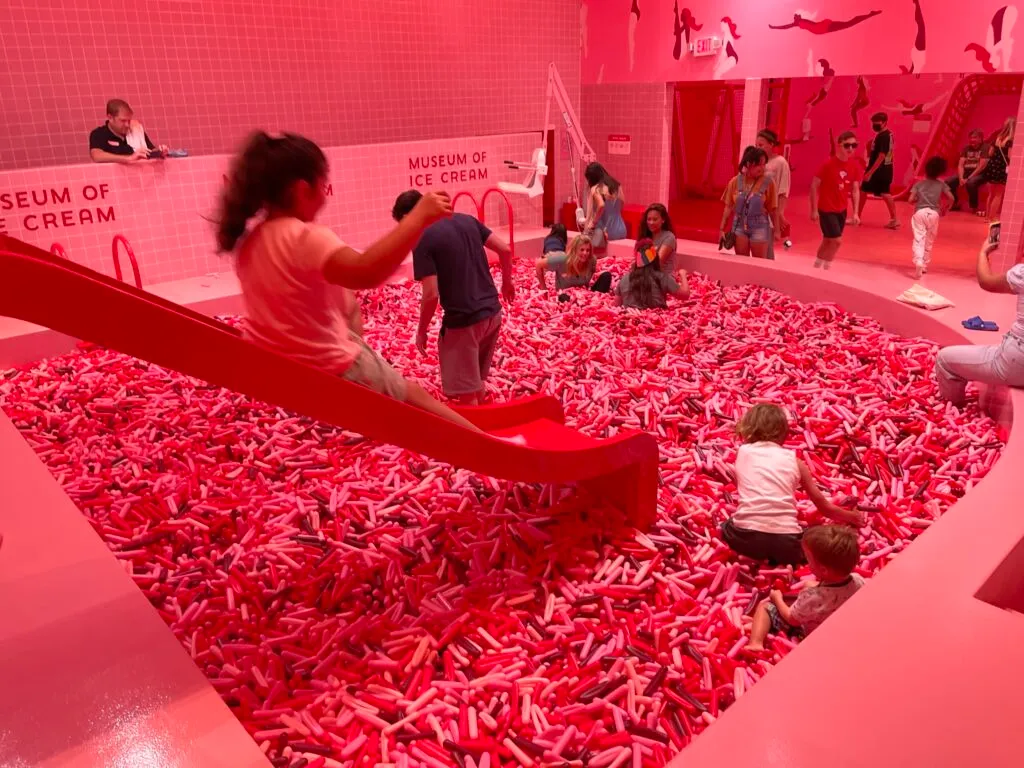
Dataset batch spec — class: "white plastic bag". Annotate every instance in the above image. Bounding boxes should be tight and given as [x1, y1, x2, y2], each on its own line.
[896, 283, 954, 311]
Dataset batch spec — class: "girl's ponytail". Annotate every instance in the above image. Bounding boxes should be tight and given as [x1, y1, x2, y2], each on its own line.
[216, 131, 327, 252]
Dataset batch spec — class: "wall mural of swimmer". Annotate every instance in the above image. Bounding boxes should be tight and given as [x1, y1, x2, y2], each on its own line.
[799, 57, 837, 141]
[881, 90, 951, 122]
[629, 0, 641, 71]
[714, 16, 741, 79]
[581, 1, 1024, 85]
[769, 8, 883, 35]
[900, 0, 927, 75]
[965, 6, 1018, 73]
[850, 75, 871, 126]
[672, 3, 703, 60]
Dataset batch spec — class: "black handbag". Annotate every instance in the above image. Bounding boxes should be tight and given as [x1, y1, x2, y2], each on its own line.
[590, 271, 613, 293]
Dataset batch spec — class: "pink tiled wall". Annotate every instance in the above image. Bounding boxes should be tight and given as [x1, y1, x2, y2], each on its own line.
[580, 82, 672, 207]
[0, 0, 580, 203]
[997, 93, 1024, 271]
[0, 134, 543, 285]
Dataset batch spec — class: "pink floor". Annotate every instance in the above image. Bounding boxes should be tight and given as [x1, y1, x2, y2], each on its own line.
[669, 195, 998, 274]
[0, 234, 1022, 767]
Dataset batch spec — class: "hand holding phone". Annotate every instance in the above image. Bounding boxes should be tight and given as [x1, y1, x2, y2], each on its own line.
[988, 220, 1001, 246]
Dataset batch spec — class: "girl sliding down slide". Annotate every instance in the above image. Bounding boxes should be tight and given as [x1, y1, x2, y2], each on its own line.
[216, 132, 478, 431]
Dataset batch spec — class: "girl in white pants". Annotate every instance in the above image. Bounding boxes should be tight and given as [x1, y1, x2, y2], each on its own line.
[908, 157, 954, 279]
[936, 241, 1024, 405]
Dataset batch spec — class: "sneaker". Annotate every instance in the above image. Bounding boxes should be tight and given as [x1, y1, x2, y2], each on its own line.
[885, 219, 901, 229]
[813, 258, 823, 269]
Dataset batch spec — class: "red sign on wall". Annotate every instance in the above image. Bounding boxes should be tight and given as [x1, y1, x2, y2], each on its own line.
[607, 134, 632, 156]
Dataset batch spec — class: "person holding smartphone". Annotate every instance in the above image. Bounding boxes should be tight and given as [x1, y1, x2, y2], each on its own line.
[89, 99, 169, 164]
[935, 237, 1024, 405]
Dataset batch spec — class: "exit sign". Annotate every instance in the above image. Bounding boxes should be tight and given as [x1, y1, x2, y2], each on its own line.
[692, 36, 720, 57]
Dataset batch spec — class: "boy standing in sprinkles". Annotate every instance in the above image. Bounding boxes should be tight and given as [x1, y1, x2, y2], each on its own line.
[392, 189, 514, 406]
[745, 524, 864, 651]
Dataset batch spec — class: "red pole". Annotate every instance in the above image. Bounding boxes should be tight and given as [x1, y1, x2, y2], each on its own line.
[111, 234, 143, 289]
[480, 188, 516, 263]
[451, 190, 483, 219]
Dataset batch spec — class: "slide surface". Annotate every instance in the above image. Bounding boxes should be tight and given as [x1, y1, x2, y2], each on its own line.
[0, 236, 659, 528]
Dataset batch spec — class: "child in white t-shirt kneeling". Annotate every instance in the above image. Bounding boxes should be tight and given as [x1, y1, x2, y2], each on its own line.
[721, 404, 863, 565]
[746, 524, 865, 650]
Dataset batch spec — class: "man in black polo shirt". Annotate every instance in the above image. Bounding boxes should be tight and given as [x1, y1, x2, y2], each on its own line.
[89, 99, 167, 164]
[392, 189, 514, 406]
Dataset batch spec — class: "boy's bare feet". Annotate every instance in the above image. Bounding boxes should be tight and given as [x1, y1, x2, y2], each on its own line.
[744, 641, 765, 652]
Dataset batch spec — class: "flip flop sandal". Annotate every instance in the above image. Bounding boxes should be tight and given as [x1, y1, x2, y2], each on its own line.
[962, 316, 999, 331]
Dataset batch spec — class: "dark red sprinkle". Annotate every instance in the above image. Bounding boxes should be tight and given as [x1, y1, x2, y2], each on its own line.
[443, 740, 474, 758]
[289, 743, 332, 757]
[684, 644, 705, 665]
[744, 590, 761, 616]
[676, 687, 708, 713]
[644, 666, 668, 697]
[396, 730, 436, 744]
[510, 735, 546, 758]
[625, 644, 654, 663]
[626, 724, 670, 745]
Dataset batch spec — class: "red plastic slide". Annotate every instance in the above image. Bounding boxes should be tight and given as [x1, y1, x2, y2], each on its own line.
[0, 236, 659, 528]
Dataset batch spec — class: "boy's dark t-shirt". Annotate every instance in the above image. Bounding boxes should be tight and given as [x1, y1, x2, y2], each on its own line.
[413, 213, 499, 329]
[868, 128, 894, 168]
[88, 124, 154, 156]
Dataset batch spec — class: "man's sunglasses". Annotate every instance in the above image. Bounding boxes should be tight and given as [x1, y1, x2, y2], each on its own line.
[841, 142, 859, 149]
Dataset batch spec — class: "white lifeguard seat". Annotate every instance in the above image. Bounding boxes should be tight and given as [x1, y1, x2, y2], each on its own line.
[498, 148, 547, 198]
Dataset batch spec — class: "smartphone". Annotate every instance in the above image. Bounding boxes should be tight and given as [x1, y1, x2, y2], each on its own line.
[989, 220, 1001, 245]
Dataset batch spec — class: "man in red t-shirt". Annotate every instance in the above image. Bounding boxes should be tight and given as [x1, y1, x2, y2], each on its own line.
[810, 131, 863, 269]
